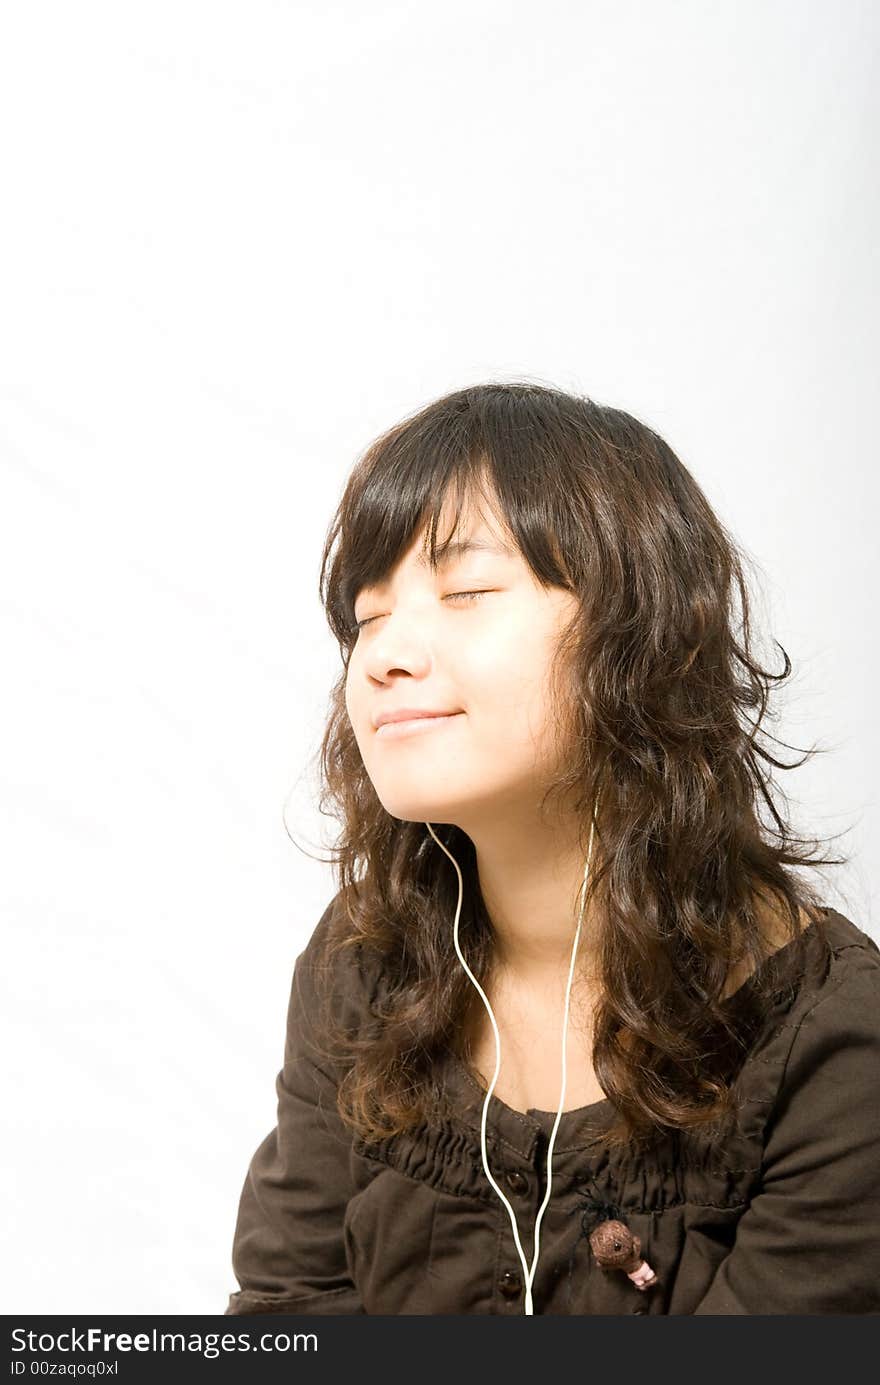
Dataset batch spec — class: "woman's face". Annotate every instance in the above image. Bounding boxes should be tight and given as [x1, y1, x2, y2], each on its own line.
[344, 491, 580, 833]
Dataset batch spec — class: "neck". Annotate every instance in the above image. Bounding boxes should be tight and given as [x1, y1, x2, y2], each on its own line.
[468, 813, 599, 988]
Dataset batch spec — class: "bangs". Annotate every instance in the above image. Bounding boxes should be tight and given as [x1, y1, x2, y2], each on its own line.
[340, 459, 502, 629]
[324, 387, 578, 643]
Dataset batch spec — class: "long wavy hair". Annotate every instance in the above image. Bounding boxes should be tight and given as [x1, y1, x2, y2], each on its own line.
[306, 381, 847, 1155]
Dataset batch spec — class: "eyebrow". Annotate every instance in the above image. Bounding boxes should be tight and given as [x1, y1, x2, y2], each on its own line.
[353, 536, 515, 603]
[414, 537, 515, 568]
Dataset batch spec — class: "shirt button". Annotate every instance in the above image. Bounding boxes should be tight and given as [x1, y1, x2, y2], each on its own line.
[505, 1170, 529, 1195]
[498, 1270, 522, 1299]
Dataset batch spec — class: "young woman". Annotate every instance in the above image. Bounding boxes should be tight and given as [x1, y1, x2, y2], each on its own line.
[225, 382, 879, 1315]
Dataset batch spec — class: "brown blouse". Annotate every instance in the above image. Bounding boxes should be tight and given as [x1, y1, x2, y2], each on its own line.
[225, 895, 880, 1315]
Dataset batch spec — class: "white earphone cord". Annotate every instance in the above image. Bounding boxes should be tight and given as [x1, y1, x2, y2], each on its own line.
[426, 820, 595, 1316]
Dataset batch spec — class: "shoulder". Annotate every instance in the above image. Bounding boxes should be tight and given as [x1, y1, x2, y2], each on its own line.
[789, 905, 880, 1022]
[784, 905, 880, 1057]
[767, 904, 879, 1043]
[736, 906, 880, 1134]
[813, 903, 879, 962]
[291, 888, 386, 1036]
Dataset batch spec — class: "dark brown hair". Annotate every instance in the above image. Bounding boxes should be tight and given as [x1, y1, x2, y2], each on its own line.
[307, 381, 848, 1155]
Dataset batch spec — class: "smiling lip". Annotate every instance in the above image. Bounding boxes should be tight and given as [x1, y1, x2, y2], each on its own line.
[374, 711, 464, 740]
[373, 706, 461, 729]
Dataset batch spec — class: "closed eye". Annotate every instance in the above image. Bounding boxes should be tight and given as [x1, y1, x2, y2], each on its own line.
[353, 590, 492, 632]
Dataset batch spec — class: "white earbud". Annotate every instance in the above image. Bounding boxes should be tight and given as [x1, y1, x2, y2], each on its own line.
[426, 820, 596, 1315]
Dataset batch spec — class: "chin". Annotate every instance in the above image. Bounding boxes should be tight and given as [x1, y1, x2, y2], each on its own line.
[373, 793, 465, 828]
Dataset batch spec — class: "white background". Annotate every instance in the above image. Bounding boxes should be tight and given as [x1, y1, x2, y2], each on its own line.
[1, 0, 876, 1313]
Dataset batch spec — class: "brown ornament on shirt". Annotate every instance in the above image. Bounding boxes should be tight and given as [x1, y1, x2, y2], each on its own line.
[589, 1218, 658, 1291]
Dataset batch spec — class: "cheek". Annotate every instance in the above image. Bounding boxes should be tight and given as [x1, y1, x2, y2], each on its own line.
[517, 626, 572, 749]
[464, 626, 559, 743]
[344, 667, 368, 744]
[459, 629, 528, 715]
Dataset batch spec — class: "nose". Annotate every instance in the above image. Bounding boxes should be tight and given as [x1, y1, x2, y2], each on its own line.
[360, 617, 434, 680]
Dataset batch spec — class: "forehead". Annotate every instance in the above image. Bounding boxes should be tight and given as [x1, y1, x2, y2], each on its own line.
[356, 486, 519, 596]
[358, 528, 516, 596]
[432, 479, 507, 543]
[413, 523, 516, 566]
